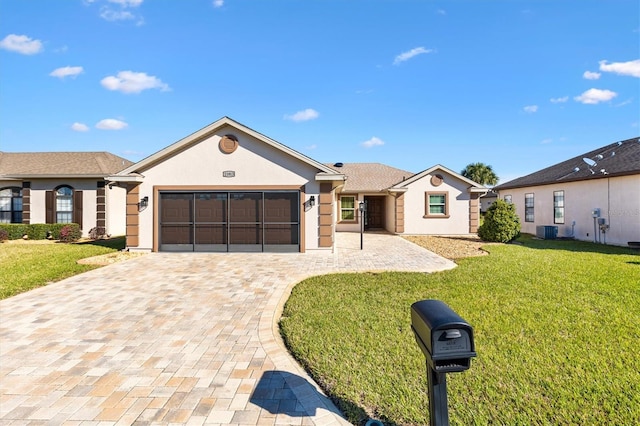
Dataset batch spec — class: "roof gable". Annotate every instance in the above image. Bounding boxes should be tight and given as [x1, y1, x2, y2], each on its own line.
[496, 137, 640, 190]
[116, 116, 339, 177]
[391, 164, 487, 191]
[0, 151, 133, 178]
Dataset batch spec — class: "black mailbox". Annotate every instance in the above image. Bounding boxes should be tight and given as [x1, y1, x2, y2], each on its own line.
[411, 299, 476, 426]
[411, 299, 476, 373]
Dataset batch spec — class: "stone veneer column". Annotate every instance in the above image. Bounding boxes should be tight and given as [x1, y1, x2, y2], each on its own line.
[126, 184, 140, 247]
[395, 193, 405, 233]
[96, 181, 106, 229]
[318, 182, 333, 248]
[469, 193, 480, 233]
[21, 182, 31, 224]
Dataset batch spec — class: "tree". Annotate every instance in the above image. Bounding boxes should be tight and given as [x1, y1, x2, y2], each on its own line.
[461, 162, 499, 186]
[478, 199, 520, 242]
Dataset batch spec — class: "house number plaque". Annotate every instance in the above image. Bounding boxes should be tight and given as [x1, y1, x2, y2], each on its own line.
[223, 171, 235, 178]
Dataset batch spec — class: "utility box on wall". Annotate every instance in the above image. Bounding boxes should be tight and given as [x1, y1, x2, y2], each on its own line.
[536, 226, 558, 240]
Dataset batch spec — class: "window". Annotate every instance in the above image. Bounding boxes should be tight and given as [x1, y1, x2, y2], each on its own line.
[554, 191, 565, 224]
[56, 186, 73, 223]
[0, 187, 22, 223]
[525, 193, 534, 222]
[340, 196, 356, 221]
[504, 195, 512, 203]
[425, 192, 449, 218]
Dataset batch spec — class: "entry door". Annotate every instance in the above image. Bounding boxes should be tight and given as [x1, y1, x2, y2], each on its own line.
[365, 196, 385, 230]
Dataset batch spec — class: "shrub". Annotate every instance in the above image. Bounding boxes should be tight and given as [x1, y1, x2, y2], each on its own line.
[59, 224, 82, 243]
[478, 199, 521, 242]
[0, 223, 83, 240]
[0, 228, 8, 242]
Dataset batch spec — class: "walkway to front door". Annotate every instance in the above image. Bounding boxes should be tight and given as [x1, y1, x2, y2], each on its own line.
[0, 233, 455, 425]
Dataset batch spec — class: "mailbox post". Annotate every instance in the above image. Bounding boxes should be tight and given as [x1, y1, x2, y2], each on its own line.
[411, 300, 476, 426]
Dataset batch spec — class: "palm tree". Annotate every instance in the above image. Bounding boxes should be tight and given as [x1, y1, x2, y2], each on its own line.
[461, 162, 499, 186]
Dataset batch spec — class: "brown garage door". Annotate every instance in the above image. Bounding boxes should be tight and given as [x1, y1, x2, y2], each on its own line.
[160, 191, 299, 252]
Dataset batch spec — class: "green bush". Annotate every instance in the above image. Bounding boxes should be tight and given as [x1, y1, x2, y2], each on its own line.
[478, 199, 521, 242]
[0, 223, 82, 240]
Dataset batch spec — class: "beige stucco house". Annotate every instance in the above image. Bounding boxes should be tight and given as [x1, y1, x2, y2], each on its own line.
[0, 152, 132, 237]
[494, 137, 640, 246]
[108, 117, 487, 252]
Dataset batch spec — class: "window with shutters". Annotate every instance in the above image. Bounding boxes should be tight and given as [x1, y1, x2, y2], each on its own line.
[56, 186, 74, 223]
[0, 187, 22, 223]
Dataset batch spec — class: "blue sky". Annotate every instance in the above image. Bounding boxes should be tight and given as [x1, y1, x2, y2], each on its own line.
[1, 0, 638, 184]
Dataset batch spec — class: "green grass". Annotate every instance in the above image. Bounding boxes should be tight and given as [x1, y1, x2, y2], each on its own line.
[280, 236, 640, 425]
[0, 237, 125, 299]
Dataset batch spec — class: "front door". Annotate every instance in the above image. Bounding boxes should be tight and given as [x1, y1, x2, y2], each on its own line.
[364, 196, 385, 230]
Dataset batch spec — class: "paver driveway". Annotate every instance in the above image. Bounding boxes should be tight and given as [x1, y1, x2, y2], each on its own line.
[0, 233, 456, 425]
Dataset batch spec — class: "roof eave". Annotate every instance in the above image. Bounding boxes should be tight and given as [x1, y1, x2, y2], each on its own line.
[106, 174, 145, 183]
[1, 174, 111, 179]
[315, 173, 346, 182]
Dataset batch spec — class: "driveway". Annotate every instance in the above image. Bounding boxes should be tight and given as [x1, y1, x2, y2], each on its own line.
[0, 233, 455, 425]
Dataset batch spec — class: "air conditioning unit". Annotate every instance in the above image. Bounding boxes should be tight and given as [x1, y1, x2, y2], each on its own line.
[536, 226, 558, 239]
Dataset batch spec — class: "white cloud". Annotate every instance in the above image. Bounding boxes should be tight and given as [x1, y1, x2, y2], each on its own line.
[541, 138, 553, 144]
[213, 0, 224, 7]
[50, 66, 84, 79]
[109, 0, 143, 6]
[361, 137, 385, 148]
[71, 122, 90, 132]
[96, 118, 128, 130]
[523, 105, 538, 113]
[101, 71, 170, 94]
[436, 9, 446, 15]
[100, 8, 135, 21]
[305, 144, 317, 150]
[550, 96, 569, 103]
[599, 59, 640, 78]
[583, 71, 601, 80]
[284, 108, 319, 122]
[393, 47, 434, 65]
[574, 88, 618, 104]
[0, 34, 43, 55]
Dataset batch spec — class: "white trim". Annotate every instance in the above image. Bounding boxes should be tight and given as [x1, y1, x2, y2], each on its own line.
[392, 164, 488, 192]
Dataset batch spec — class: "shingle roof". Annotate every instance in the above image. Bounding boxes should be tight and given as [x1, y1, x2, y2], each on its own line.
[0, 152, 133, 178]
[325, 162, 414, 192]
[495, 137, 640, 190]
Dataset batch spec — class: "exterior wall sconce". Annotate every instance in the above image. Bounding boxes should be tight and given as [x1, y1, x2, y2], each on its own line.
[138, 196, 149, 211]
[309, 195, 315, 207]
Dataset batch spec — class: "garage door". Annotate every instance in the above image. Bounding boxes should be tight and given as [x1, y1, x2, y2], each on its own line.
[159, 191, 300, 252]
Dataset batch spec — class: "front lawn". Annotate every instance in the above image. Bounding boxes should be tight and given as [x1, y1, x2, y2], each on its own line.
[0, 237, 125, 299]
[280, 236, 640, 425]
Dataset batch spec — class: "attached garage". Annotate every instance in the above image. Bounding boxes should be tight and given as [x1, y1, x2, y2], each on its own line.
[159, 190, 300, 252]
[107, 117, 344, 253]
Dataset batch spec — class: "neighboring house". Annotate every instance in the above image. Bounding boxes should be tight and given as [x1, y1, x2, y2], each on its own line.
[494, 137, 640, 246]
[480, 189, 498, 213]
[108, 117, 488, 253]
[0, 151, 132, 237]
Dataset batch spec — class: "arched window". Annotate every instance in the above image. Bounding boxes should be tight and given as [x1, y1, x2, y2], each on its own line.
[56, 186, 74, 223]
[0, 187, 23, 223]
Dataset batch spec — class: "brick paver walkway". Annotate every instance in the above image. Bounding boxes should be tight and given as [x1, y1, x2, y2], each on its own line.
[0, 232, 455, 425]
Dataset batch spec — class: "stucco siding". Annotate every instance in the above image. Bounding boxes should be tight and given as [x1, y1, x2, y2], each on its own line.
[105, 185, 127, 236]
[402, 171, 472, 235]
[500, 175, 640, 246]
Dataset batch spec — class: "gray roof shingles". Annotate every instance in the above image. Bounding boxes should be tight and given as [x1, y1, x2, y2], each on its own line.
[0, 152, 133, 177]
[325, 162, 414, 192]
[496, 137, 640, 190]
